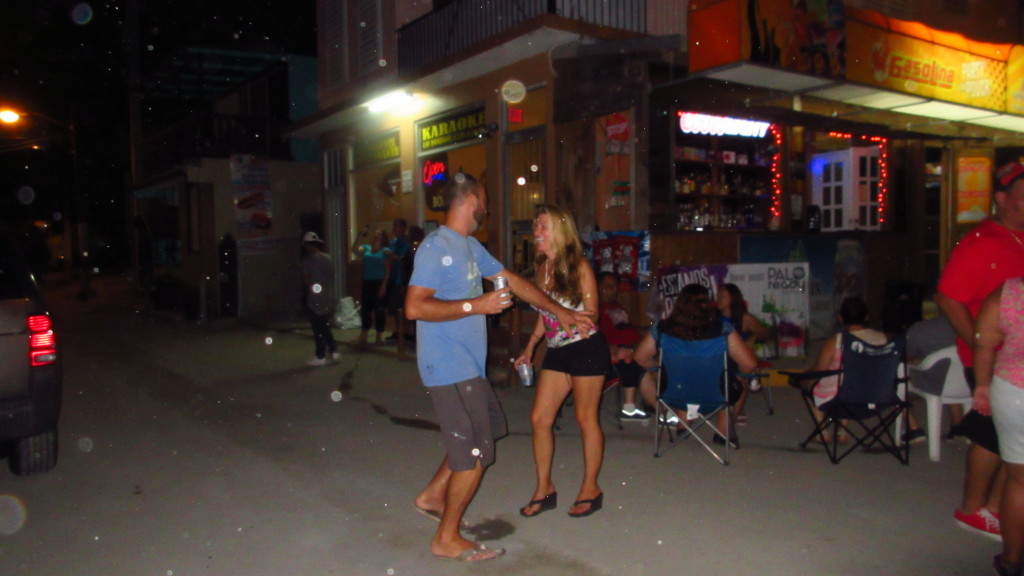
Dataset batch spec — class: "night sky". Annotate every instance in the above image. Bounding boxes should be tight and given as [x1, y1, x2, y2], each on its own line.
[0, 0, 316, 266]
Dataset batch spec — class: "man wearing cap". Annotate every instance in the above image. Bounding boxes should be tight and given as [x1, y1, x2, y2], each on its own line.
[938, 160, 1024, 542]
[301, 231, 339, 366]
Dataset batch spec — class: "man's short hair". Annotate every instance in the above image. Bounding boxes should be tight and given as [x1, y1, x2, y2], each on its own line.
[441, 172, 479, 211]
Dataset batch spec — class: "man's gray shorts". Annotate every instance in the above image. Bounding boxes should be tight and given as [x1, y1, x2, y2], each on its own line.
[427, 377, 508, 471]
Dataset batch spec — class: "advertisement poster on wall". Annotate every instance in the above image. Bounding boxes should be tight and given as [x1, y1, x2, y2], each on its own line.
[738, 235, 867, 339]
[230, 154, 274, 254]
[650, 261, 810, 357]
[588, 230, 649, 293]
[594, 111, 633, 231]
[956, 156, 992, 223]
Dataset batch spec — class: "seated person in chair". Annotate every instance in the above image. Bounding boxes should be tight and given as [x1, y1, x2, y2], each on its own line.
[598, 271, 649, 419]
[634, 284, 757, 445]
[799, 296, 921, 442]
[716, 283, 770, 423]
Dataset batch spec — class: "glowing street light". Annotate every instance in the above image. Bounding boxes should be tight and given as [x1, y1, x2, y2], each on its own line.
[0, 107, 89, 293]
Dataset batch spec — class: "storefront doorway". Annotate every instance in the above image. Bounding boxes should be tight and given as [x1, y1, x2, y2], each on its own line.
[504, 126, 545, 273]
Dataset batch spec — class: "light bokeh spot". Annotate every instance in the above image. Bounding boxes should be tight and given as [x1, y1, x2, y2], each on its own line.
[0, 495, 27, 535]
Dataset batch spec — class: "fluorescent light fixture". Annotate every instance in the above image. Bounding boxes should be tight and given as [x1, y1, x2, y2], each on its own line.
[806, 84, 927, 109]
[806, 84, 882, 101]
[845, 91, 927, 109]
[891, 100, 998, 122]
[365, 90, 414, 112]
[966, 114, 1024, 133]
[702, 63, 835, 92]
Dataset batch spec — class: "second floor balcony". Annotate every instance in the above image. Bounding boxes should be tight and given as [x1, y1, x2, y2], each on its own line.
[397, 0, 652, 78]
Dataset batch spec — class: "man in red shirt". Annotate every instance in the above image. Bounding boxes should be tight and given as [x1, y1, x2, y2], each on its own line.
[598, 272, 649, 418]
[938, 160, 1024, 543]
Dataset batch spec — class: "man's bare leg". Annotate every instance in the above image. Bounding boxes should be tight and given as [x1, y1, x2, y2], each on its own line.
[431, 461, 501, 560]
[415, 457, 452, 514]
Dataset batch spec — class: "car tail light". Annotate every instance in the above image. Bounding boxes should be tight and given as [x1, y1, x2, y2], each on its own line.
[28, 314, 57, 367]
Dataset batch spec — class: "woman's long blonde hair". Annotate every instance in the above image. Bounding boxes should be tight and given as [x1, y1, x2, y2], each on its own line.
[534, 204, 585, 307]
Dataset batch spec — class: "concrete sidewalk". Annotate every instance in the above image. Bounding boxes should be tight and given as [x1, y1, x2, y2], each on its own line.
[49, 273, 996, 576]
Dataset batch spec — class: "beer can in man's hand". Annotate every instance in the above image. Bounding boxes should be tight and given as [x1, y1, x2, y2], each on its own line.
[493, 276, 511, 304]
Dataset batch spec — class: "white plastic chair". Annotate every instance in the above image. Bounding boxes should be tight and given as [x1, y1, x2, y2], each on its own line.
[908, 345, 971, 462]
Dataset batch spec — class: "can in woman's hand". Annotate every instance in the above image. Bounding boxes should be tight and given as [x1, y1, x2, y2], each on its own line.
[517, 362, 534, 387]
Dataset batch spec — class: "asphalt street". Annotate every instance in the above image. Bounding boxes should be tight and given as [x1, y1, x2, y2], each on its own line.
[0, 273, 999, 575]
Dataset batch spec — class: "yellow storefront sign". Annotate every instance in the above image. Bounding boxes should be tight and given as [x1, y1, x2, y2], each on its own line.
[1008, 45, 1024, 115]
[847, 20, 1006, 112]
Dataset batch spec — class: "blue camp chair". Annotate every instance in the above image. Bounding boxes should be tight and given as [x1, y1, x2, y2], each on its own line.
[653, 332, 734, 465]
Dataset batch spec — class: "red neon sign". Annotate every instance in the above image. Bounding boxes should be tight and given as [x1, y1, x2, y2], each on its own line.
[422, 160, 447, 186]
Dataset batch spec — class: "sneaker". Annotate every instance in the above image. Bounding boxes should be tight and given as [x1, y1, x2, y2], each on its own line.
[331, 351, 340, 361]
[902, 428, 926, 445]
[619, 408, 650, 420]
[307, 357, 328, 367]
[750, 377, 762, 392]
[954, 508, 1002, 542]
[659, 412, 680, 425]
[994, 554, 1023, 576]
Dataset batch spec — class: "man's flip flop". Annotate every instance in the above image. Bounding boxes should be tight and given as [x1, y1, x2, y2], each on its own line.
[415, 506, 471, 528]
[451, 544, 505, 562]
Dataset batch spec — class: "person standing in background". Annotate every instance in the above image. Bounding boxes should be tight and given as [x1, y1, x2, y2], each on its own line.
[301, 231, 338, 366]
[351, 226, 392, 348]
[385, 218, 411, 342]
[938, 160, 1024, 541]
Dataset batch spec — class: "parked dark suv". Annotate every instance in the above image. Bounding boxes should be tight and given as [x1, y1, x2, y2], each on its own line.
[0, 234, 61, 475]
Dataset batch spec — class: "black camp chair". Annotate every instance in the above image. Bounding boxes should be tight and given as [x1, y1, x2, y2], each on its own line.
[783, 333, 910, 465]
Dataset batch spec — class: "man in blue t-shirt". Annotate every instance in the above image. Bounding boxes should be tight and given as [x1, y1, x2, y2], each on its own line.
[405, 173, 594, 562]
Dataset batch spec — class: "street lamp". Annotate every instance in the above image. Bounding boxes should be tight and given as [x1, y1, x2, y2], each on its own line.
[0, 108, 89, 294]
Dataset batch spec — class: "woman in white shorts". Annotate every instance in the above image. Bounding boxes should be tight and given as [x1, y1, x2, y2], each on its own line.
[974, 277, 1024, 576]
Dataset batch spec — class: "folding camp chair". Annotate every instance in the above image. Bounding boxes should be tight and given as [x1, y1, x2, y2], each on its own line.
[783, 333, 910, 465]
[653, 332, 734, 465]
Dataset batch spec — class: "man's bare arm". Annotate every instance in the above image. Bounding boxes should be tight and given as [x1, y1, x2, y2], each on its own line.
[498, 269, 596, 334]
[405, 284, 511, 322]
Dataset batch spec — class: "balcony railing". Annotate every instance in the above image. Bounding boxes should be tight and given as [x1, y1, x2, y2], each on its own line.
[140, 113, 289, 179]
[398, 0, 647, 77]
